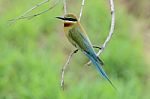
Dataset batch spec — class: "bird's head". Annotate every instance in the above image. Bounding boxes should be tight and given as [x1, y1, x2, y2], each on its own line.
[56, 13, 78, 27]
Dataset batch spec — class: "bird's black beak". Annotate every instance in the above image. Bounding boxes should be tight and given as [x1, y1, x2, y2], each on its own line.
[56, 16, 78, 22]
[56, 16, 65, 20]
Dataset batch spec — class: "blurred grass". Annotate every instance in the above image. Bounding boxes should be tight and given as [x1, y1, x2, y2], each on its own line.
[0, 0, 149, 99]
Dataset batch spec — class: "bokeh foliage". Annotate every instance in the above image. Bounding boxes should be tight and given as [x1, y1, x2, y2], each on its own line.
[0, 0, 149, 99]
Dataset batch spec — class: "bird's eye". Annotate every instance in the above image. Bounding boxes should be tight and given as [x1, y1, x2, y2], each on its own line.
[64, 18, 77, 22]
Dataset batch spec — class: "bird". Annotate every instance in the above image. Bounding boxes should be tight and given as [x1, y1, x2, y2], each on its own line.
[56, 13, 116, 89]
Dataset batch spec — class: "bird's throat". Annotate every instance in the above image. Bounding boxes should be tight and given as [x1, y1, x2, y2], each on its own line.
[64, 22, 73, 27]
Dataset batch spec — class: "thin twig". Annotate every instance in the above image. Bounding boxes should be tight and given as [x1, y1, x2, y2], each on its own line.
[97, 0, 115, 55]
[79, 0, 85, 21]
[87, 0, 115, 65]
[9, 0, 50, 23]
[10, 1, 59, 21]
[61, 49, 78, 90]
[63, 0, 67, 14]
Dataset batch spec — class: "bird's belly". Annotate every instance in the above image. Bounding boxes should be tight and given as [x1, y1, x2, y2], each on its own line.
[65, 27, 92, 51]
[65, 30, 77, 48]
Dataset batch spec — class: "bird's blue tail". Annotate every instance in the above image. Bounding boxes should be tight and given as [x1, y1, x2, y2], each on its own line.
[86, 53, 116, 89]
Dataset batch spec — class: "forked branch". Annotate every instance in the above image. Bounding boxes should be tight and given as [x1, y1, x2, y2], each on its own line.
[60, 0, 86, 89]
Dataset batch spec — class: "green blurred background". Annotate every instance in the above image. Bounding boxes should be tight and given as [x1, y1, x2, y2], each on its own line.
[0, 0, 150, 99]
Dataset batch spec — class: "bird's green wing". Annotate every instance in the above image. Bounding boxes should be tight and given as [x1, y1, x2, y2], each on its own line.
[68, 25, 103, 65]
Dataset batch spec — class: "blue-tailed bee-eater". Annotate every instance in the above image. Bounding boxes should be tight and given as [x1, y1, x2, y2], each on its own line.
[56, 13, 116, 89]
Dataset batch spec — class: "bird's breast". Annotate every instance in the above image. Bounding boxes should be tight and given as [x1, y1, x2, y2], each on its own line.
[64, 27, 77, 48]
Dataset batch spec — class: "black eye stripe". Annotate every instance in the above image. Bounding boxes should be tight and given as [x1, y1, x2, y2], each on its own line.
[64, 18, 77, 21]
